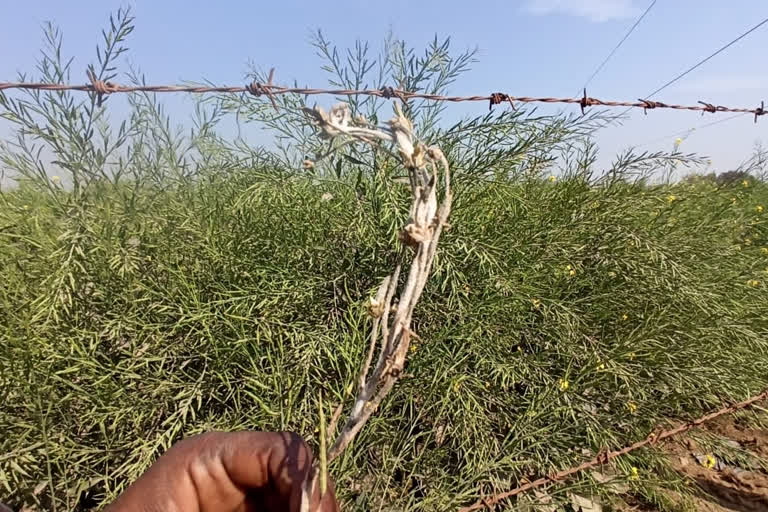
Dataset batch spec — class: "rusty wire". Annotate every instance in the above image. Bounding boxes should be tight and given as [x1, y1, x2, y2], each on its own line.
[2, 71, 767, 504]
[0, 75, 766, 122]
[458, 388, 768, 512]
[3, 62, 767, 512]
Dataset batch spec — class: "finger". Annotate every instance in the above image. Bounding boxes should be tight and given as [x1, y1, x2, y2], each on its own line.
[307, 470, 341, 512]
[219, 431, 311, 511]
[218, 431, 339, 512]
[106, 431, 254, 512]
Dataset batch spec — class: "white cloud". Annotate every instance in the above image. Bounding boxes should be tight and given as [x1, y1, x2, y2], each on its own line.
[524, 0, 641, 22]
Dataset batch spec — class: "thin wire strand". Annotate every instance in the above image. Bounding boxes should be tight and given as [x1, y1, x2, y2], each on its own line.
[637, 112, 747, 148]
[618, 15, 768, 118]
[579, 0, 658, 94]
[645, 16, 768, 100]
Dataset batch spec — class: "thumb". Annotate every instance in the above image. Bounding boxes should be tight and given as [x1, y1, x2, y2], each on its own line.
[296, 466, 340, 512]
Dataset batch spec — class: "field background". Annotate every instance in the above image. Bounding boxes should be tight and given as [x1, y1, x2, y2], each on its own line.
[1, 10, 768, 511]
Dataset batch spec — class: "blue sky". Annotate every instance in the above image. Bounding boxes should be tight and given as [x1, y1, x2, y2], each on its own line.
[1, 0, 767, 174]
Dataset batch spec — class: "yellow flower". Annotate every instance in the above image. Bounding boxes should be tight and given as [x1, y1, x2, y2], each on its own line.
[629, 352, 636, 361]
[629, 466, 639, 480]
[627, 401, 638, 414]
[548, 175, 557, 183]
[453, 381, 462, 393]
[621, 313, 629, 321]
[531, 298, 541, 309]
[22, 205, 29, 211]
[702, 454, 717, 469]
[485, 381, 491, 389]
[674, 138, 683, 146]
[666, 194, 676, 203]
[569, 269, 576, 277]
[731, 197, 738, 204]
[51, 175, 60, 184]
[756, 205, 764, 213]
[558, 378, 569, 392]
[409, 344, 418, 353]
[597, 362, 605, 370]
[761, 247, 768, 255]
[742, 180, 750, 188]
[747, 279, 760, 287]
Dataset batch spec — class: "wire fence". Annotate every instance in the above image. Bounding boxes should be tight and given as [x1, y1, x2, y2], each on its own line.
[458, 387, 768, 511]
[2, 60, 768, 512]
[0, 73, 766, 122]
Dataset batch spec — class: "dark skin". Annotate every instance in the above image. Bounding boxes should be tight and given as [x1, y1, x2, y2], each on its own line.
[106, 431, 340, 512]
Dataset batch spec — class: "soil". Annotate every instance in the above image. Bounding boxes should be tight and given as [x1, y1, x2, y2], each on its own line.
[619, 408, 768, 512]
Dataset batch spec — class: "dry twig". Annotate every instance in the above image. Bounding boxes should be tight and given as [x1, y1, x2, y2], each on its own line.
[298, 101, 452, 507]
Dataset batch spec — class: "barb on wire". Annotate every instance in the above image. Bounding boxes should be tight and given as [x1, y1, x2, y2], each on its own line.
[579, 88, 597, 115]
[488, 92, 514, 111]
[0, 78, 765, 119]
[755, 101, 765, 123]
[638, 98, 662, 115]
[697, 100, 728, 115]
[458, 388, 768, 512]
[86, 69, 118, 107]
[245, 67, 279, 111]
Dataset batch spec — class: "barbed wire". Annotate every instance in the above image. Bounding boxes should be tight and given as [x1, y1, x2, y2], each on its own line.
[458, 387, 768, 512]
[3, 44, 766, 512]
[0, 74, 766, 122]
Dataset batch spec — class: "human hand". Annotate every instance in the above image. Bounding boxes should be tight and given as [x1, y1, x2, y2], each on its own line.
[106, 431, 339, 512]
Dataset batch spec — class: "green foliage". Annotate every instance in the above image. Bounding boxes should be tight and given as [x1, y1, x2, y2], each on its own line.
[0, 9, 134, 197]
[3, 158, 768, 511]
[1, 8, 768, 512]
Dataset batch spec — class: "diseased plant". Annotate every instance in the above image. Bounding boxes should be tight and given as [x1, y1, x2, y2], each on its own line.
[3, 7, 768, 512]
[296, 100, 452, 502]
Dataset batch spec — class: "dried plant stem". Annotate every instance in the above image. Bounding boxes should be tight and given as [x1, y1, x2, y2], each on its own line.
[299, 102, 451, 509]
[348, 146, 447, 458]
[318, 390, 327, 497]
[328, 154, 452, 460]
